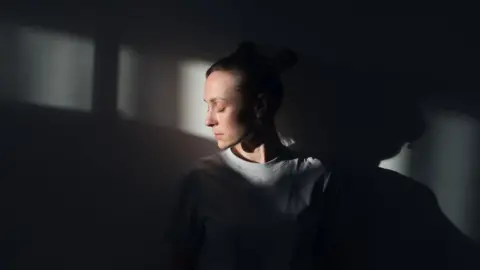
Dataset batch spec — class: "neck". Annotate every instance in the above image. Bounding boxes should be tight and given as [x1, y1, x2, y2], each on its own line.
[232, 125, 284, 164]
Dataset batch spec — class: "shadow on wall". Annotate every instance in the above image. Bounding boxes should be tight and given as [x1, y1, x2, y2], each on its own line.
[0, 21, 223, 269]
[117, 46, 217, 141]
[278, 61, 426, 163]
[116, 33, 243, 141]
[0, 21, 225, 269]
[409, 109, 480, 240]
[2, 101, 216, 269]
[280, 62, 480, 241]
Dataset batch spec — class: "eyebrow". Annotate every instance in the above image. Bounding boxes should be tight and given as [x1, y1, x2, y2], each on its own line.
[203, 97, 228, 103]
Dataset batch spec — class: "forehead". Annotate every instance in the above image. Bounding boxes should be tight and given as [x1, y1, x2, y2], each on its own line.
[204, 70, 241, 101]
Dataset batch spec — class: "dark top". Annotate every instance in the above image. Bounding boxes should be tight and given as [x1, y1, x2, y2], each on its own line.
[166, 152, 326, 270]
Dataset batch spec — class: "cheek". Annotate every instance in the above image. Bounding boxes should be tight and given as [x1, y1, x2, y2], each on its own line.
[219, 111, 247, 136]
[219, 112, 239, 130]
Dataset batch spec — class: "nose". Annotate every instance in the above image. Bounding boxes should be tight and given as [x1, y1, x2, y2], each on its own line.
[205, 112, 217, 127]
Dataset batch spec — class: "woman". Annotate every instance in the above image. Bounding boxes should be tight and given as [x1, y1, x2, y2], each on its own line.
[168, 43, 327, 270]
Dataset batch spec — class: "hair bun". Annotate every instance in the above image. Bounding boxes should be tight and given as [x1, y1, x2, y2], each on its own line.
[273, 48, 298, 73]
[233, 42, 297, 73]
[235, 42, 258, 57]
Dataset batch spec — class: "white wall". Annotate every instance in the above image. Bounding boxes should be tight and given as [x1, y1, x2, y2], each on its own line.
[380, 109, 480, 239]
[0, 24, 94, 110]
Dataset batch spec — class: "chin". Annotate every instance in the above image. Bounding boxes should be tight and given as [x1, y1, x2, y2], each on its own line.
[216, 141, 228, 150]
[217, 140, 235, 150]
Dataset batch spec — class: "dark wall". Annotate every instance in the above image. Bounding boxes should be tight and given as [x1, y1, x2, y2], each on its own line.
[2, 102, 217, 269]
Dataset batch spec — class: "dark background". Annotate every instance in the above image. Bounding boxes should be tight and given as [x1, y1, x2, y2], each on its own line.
[2, 1, 479, 269]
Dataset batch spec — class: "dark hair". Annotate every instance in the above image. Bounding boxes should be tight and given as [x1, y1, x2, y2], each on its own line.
[206, 42, 297, 116]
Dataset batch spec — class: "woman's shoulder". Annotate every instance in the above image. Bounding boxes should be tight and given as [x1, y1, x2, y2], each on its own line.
[182, 152, 229, 183]
[192, 152, 226, 173]
[284, 148, 324, 169]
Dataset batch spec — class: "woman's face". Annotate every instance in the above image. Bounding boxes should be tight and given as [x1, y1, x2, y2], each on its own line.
[204, 70, 253, 149]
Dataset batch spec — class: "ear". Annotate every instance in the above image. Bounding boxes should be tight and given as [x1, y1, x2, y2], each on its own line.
[254, 93, 268, 118]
